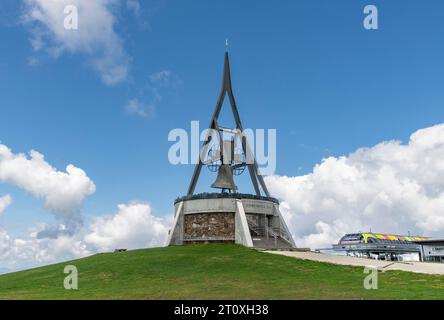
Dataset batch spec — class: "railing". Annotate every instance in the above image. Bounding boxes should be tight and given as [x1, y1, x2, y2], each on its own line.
[175, 192, 279, 205]
[332, 243, 421, 252]
[267, 226, 294, 246]
[247, 218, 262, 236]
[273, 227, 293, 245]
[247, 218, 293, 246]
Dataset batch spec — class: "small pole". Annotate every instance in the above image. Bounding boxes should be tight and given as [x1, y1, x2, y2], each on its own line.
[225, 39, 229, 52]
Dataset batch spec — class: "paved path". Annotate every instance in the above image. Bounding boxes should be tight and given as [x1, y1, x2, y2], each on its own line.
[266, 250, 444, 275]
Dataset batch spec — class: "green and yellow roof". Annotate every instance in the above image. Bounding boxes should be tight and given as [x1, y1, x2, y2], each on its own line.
[362, 233, 428, 242]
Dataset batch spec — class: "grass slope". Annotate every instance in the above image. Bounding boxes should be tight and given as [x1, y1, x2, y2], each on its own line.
[0, 244, 443, 300]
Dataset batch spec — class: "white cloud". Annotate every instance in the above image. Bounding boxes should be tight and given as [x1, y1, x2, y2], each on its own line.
[149, 70, 182, 89]
[27, 56, 40, 66]
[126, 70, 181, 118]
[266, 123, 444, 250]
[22, 0, 130, 85]
[0, 202, 170, 272]
[0, 195, 12, 216]
[125, 98, 154, 118]
[0, 225, 91, 272]
[149, 70, 171, 87]
[85, 202, 170, 251]
[0, 143, 95, 228]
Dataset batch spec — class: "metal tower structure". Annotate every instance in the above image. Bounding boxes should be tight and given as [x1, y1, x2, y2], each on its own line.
[187, 52, 270, 197]
[167, 51, 296, 249]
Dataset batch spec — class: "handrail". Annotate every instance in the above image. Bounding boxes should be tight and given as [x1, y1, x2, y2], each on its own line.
[175, 192, 279, 205]
[247, 218, 293, 246]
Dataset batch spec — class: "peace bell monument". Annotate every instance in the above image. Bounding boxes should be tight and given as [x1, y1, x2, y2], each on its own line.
[167, 51, 295, 249]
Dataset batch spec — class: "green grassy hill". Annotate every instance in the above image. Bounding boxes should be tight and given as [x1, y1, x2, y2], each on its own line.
[0, 244, 443, 300]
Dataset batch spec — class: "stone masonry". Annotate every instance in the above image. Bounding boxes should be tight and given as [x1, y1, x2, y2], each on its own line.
[183, 212, 235, 242]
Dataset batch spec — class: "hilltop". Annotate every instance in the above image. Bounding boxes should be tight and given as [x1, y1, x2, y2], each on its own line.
[0, 244, 443, 299]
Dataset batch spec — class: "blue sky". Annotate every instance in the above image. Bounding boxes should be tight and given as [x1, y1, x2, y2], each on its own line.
[1, 0, 444, 266]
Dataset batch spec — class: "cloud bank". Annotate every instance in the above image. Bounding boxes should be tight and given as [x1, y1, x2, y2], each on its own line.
[0, 143, 169, 272]
[0, 202, 170, 272]
[0, 144, 95, 229]
[266, 123, 444, 250]
[85, 202, 170, 251]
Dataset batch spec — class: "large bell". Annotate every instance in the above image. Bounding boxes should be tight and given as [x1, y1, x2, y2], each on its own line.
[211, 165, 237, 191]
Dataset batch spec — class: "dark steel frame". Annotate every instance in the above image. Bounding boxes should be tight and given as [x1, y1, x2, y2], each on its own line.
[187, 52, 270, 197]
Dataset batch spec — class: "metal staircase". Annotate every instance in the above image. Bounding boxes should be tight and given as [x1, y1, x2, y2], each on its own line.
[247, 216, 294, 249]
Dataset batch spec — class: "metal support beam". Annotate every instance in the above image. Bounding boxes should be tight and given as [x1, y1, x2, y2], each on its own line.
[186, 52, 272, 197]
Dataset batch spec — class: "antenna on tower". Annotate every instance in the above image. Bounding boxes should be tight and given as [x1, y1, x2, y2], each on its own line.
[225, 39, 229, 52]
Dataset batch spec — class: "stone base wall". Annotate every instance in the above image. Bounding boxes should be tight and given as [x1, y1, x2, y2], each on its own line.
[184, 212, 235, 241]
[183, 240, 235, 245]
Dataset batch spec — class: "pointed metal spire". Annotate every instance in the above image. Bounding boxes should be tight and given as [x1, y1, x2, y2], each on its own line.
[187, 51, 270, 197]
[222, 50, 233, 95]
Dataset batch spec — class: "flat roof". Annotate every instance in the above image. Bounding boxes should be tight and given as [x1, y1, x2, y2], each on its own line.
[174, 192, 280, 205]
[413, 239, 444, 245]
[340, 233, 428, 242]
